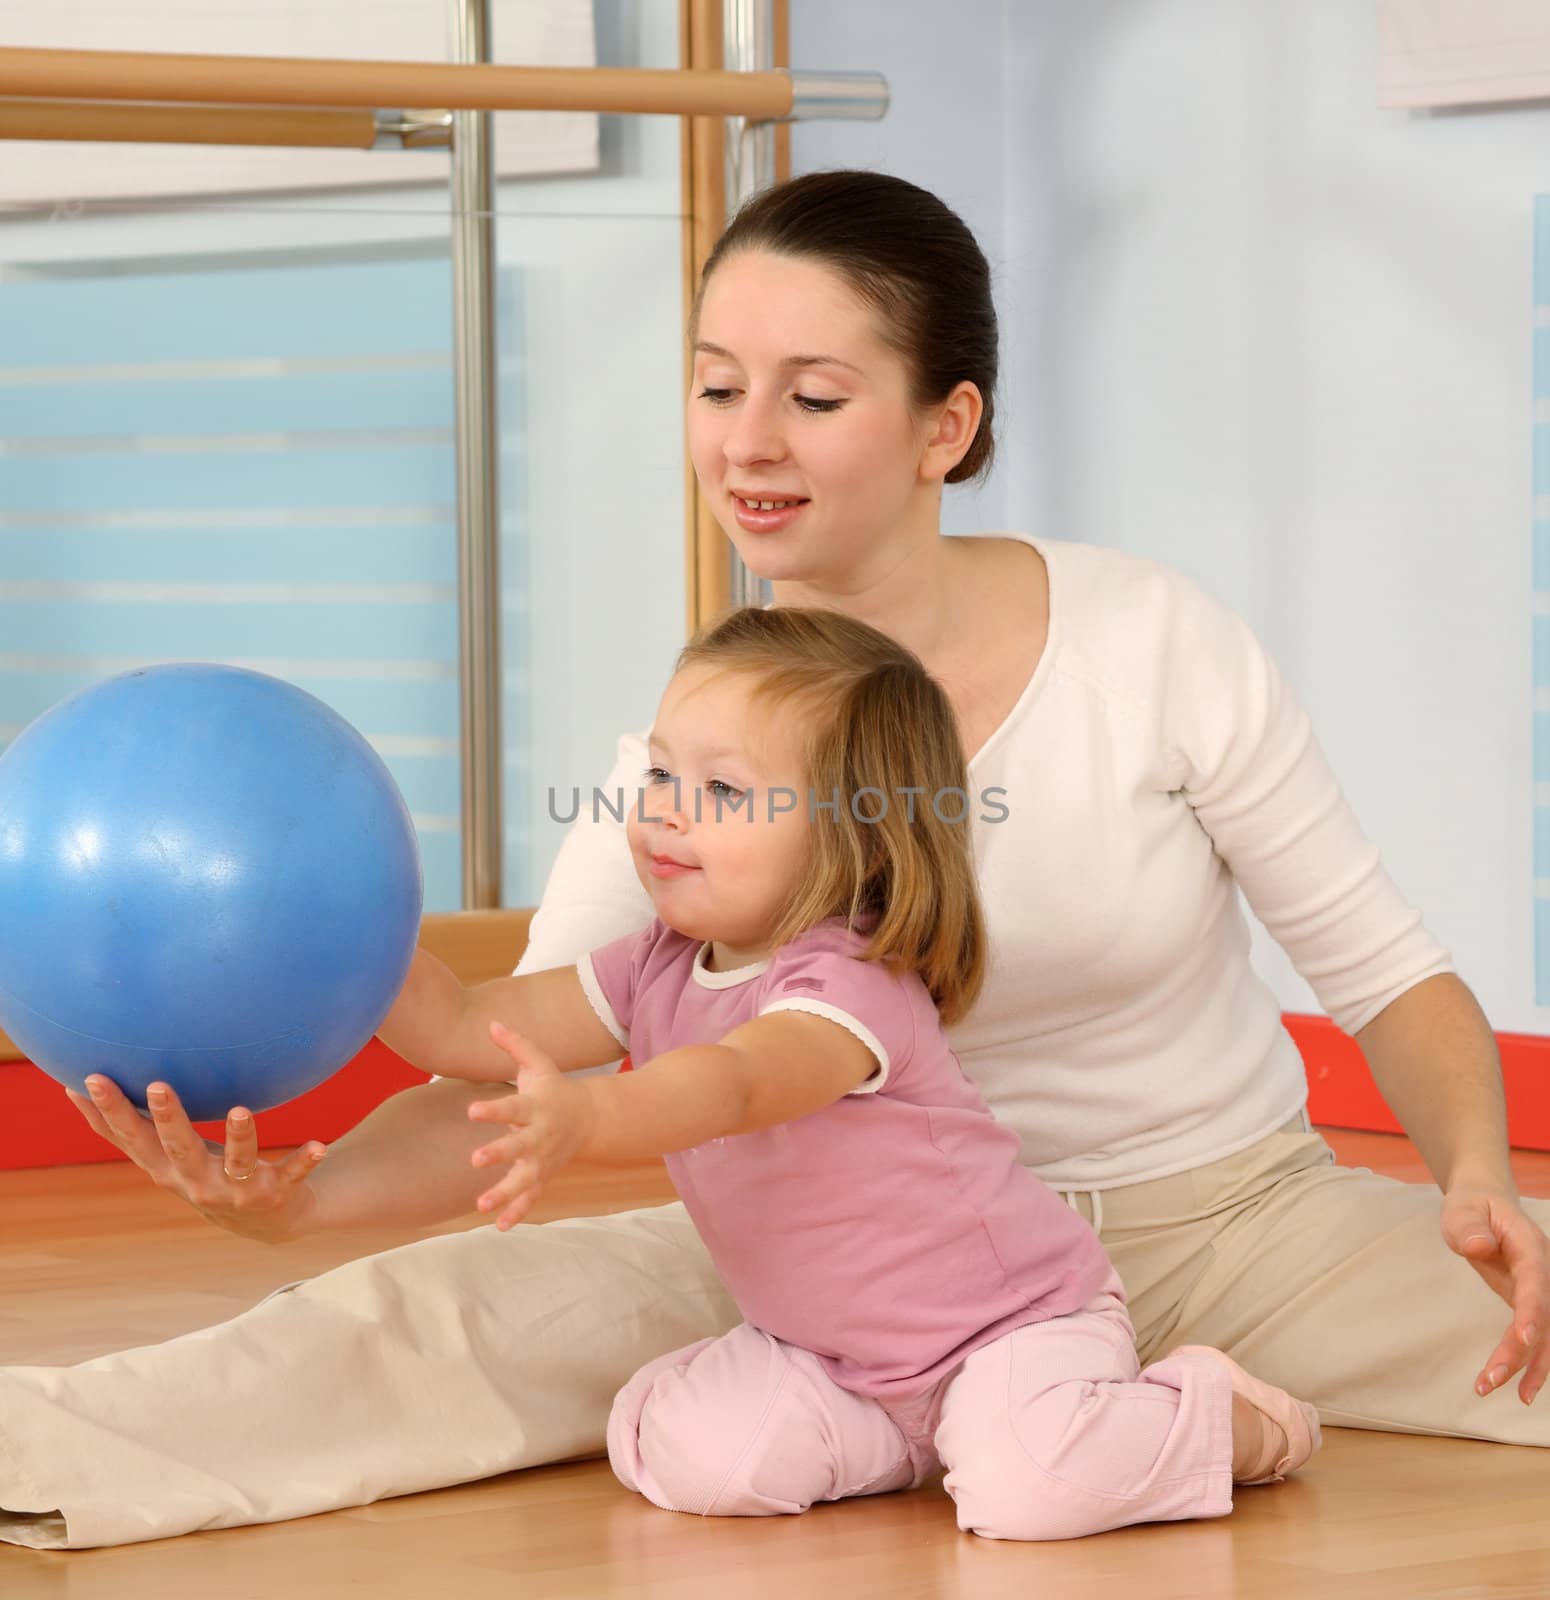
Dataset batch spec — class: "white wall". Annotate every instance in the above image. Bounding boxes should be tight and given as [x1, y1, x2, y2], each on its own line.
[789, 1, 1011, 538]
[792, 0, 1547, 1031]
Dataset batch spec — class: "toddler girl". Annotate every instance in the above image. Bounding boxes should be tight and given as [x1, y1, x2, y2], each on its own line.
[379, 605, 1320, 1540]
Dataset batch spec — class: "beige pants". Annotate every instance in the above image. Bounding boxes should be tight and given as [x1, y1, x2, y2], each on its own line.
[2, 1116, 1545, 1549]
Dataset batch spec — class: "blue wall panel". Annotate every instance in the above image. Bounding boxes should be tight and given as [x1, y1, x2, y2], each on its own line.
[0, 253, 467, 911]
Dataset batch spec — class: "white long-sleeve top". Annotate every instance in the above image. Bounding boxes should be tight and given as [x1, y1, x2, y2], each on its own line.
[515, 534, 1453, 1189]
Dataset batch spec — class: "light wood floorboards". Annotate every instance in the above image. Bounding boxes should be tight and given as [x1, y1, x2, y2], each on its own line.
[3, 1131, 1550, 1598]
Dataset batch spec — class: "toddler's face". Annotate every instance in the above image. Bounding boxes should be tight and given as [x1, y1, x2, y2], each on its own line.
[626, 665, 811, 964]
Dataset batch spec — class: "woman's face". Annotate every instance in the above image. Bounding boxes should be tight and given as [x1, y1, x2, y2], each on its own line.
[687, 251, 938, 589]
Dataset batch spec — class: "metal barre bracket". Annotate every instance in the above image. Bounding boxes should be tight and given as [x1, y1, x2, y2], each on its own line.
[782, 71, 889, 122]
[372, 108, 455, 151]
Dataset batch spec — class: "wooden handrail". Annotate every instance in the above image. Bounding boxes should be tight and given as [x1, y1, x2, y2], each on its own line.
[0, 97, 381, 149]
[0, 46, 795, 119]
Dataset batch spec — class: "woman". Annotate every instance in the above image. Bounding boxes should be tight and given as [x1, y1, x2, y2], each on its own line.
[3, 169, 1546, 1551]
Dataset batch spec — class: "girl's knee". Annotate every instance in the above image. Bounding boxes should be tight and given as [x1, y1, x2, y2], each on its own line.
[943, 1418, 1124, 1542]
[948, 1458, 1117, 1542]
[606, 1349, 817, 1516]
[607, 1341, 714, 1507]
[612, 1400, 756, 1515]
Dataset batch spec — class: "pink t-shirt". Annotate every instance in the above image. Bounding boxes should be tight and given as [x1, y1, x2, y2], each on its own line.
[579, 917, 1113, 1402]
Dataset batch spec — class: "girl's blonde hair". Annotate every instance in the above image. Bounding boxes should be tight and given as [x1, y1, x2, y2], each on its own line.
[677, 607, 986, 1026]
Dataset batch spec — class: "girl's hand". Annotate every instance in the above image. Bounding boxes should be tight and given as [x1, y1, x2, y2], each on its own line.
[64, 1076, 326, 1245]
[467, 1021, 596, 1230]
[1441, 1186, 1550, 1404]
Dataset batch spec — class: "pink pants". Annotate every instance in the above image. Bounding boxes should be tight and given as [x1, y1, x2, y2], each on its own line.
[606, 1270, 1235, 1541]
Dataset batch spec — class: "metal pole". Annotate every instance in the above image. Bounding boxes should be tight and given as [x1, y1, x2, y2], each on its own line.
[449, 0, 503, 908]
[723, 0, 776, 611]
[723, 0, 776, 215]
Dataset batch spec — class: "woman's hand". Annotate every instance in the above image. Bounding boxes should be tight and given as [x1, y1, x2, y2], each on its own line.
[1440, 1185, 1550, 1404]
[65, 1075, 327, 1245]
[467, 1021, 596, 1230]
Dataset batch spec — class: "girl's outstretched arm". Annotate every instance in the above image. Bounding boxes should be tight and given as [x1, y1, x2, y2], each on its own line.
[466, 1011, 879, 1229]
[378, 949, 623, 1081]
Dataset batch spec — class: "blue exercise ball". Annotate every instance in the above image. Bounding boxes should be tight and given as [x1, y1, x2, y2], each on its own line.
[0, 664, 423, 1121]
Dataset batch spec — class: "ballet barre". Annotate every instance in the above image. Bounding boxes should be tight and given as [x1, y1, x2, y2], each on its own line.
[0, 46, 886, 147]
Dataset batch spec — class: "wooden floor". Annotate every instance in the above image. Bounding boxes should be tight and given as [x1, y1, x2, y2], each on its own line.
[4, 1131, 1550, 1598]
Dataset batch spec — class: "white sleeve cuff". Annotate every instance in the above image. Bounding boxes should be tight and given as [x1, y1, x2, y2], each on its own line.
[576, 952, 630, 1050]
[759, 999, 889, 1094]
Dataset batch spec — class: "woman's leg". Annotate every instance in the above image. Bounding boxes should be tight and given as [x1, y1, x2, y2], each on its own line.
[1088, 1120, 1550, 1443]
[934, 1275, 1236, 1541]
[0, 1201, 738, 1549]
[606, 1322, 918, 1517]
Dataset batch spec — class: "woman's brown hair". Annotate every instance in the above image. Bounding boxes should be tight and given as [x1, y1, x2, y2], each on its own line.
[692, 169, 999, 485]
[678, 606, 986, 1026]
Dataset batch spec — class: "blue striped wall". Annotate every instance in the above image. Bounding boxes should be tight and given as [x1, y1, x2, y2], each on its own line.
[1535, 199, 1550, 1003]
[0, 254, 475, 911]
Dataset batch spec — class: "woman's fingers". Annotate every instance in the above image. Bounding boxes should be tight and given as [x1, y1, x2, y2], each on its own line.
[273, 1141, 330, 1187]
[1476, 1313, 1547, 1400]
[1496, 1220, 1550, 1401]
[1507, 1313, 1550, 1404]
[66, 1076, 321, 1242]
[1511, 1316, 1550, 1404]
[1476, 1318, 1530, 1395]
[1503, 1230, 1550, 1351]
[221, 1106, 260, 1178]
[73, 1076, 301, 1196]
[1451, 1197, 1550, 1401]
[142, 1082, 220, 1182]
[79, 1076, 172, 1172]
[212, 1102, 327, 1197]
